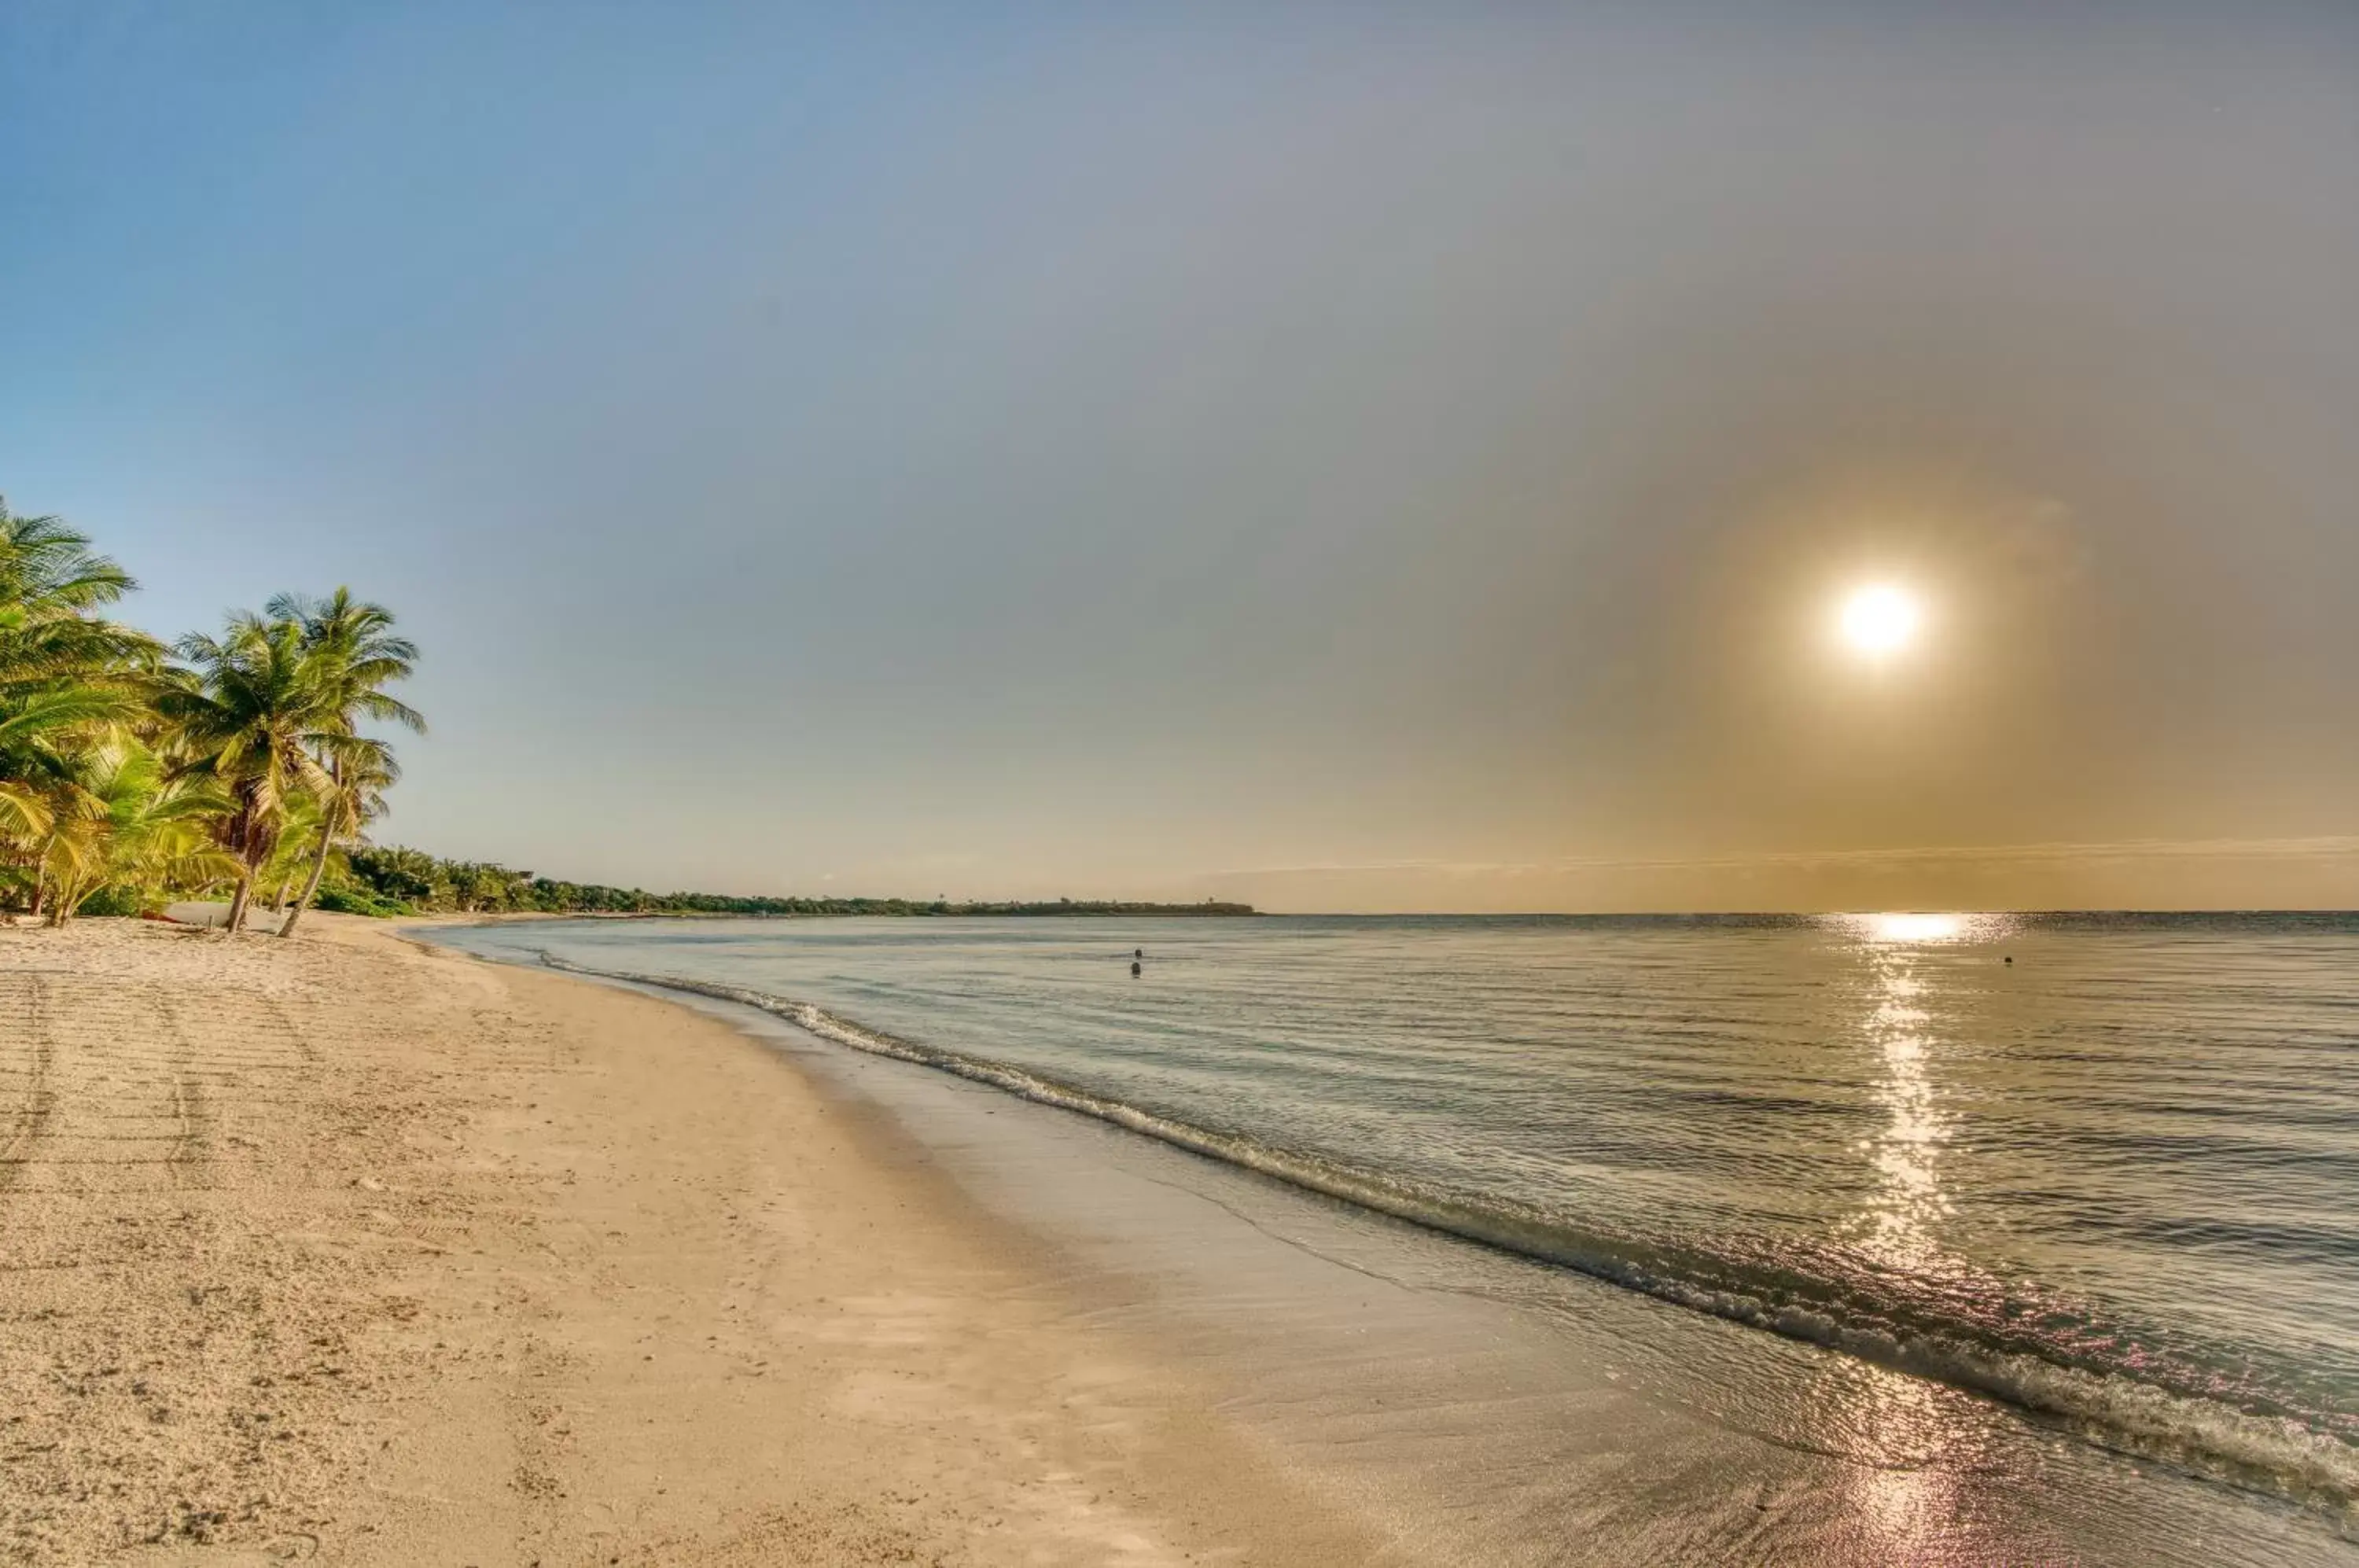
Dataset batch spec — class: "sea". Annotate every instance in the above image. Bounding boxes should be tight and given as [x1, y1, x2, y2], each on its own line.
[432, 911, 2359, 1562]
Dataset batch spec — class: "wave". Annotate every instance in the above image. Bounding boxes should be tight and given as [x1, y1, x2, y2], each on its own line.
[532, 950, 2359, 1512]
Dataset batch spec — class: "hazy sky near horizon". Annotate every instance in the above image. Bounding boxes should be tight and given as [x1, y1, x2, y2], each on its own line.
[5, 2, 2357, 911]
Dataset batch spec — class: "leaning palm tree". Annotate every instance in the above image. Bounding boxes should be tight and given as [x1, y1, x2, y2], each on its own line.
[263, 789, 327, 912]
[265, 589, 423, 938]
[156, 615, 340, 933]
[278, 738, 398, 935]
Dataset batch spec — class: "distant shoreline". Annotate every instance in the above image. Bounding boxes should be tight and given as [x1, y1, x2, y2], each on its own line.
[329, 846, 1264, 919]
[387, 902, 1264, 928]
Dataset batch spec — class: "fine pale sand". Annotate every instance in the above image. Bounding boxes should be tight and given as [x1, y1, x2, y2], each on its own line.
[0, 915, 1371, 1565]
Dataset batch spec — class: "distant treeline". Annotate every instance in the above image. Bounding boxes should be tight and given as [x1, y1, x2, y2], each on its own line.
[330, 845, 1254, 919]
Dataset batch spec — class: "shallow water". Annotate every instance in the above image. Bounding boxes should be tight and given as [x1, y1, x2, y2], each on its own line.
[436, 911, 2359, 1549]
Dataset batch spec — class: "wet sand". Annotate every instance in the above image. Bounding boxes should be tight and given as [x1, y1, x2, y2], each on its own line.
[0, 915, 1365, 1564]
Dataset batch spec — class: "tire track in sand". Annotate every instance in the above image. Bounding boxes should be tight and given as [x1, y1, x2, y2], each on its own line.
[0, 974, 57, 1196]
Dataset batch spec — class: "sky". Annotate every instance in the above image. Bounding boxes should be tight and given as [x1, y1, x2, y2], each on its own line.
[4, 2, 2356, 911]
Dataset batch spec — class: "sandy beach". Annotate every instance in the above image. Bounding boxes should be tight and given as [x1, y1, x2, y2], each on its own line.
[0, 915, 1365, 1565]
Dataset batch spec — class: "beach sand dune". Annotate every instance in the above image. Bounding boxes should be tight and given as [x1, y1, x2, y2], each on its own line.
[0, 916, 1358, 1565]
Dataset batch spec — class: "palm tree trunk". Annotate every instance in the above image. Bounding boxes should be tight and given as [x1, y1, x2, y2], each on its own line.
[49, 878, 93, 928]
[226, 868, 253, 934]
[278, 823, 337, 939]
[274, 870, 296, 912]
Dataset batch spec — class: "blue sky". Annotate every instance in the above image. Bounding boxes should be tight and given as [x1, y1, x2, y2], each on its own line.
[6, 2, 2357, 909]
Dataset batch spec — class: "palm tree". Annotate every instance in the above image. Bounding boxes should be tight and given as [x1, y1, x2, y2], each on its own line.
[344, 842, 443, 905]
[444, 859, 533, 913]
[38, 738, 239, 922]
[278, 738, 398, 935]
[0, 500, 149, 679]
[0, 501, 162, 907]
[157, 615, 339, 933]
[263, 789, 328, 912]
[265, 589, 422, 938]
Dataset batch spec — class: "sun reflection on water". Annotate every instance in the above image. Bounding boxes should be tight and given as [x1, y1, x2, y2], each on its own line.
[1811, 908, 2000, 1530]
[1859, 950, 1952, 1268]
[1826, 913, 2008, 1272]
[1832, 1362, 1995, 1565]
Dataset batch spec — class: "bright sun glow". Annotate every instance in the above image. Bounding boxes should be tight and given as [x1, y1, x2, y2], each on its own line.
[1864, 911, 1968, 944]
[1839, 583, 1922, 657]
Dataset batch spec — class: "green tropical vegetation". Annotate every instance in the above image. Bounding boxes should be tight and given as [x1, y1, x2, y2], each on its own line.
[0, 497, 425, 932]
[0, 495, 1258, 929]
[328, 844, 1256, 918]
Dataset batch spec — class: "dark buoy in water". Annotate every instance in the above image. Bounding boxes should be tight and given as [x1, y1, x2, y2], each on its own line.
[2004, 955, 2014, 966]
[1134, 948, 1144, 959]
[1131, 960, 1142, 977]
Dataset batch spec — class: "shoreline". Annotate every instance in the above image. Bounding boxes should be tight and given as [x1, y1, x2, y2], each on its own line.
[0, 915, 1366, 1563]
[427, 916, 2359, 1567]
[504, 947, 2359, 1514]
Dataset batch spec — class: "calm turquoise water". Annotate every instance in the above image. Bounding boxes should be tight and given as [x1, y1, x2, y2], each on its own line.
[438, 911, 2359, 1511]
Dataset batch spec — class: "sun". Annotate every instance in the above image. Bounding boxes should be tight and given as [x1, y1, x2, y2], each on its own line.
[1838, 583, 1921, 657]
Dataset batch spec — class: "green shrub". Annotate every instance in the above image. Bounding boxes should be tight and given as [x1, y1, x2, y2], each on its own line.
[75, 885, 150, 918]
[314, 884, 411, 918]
